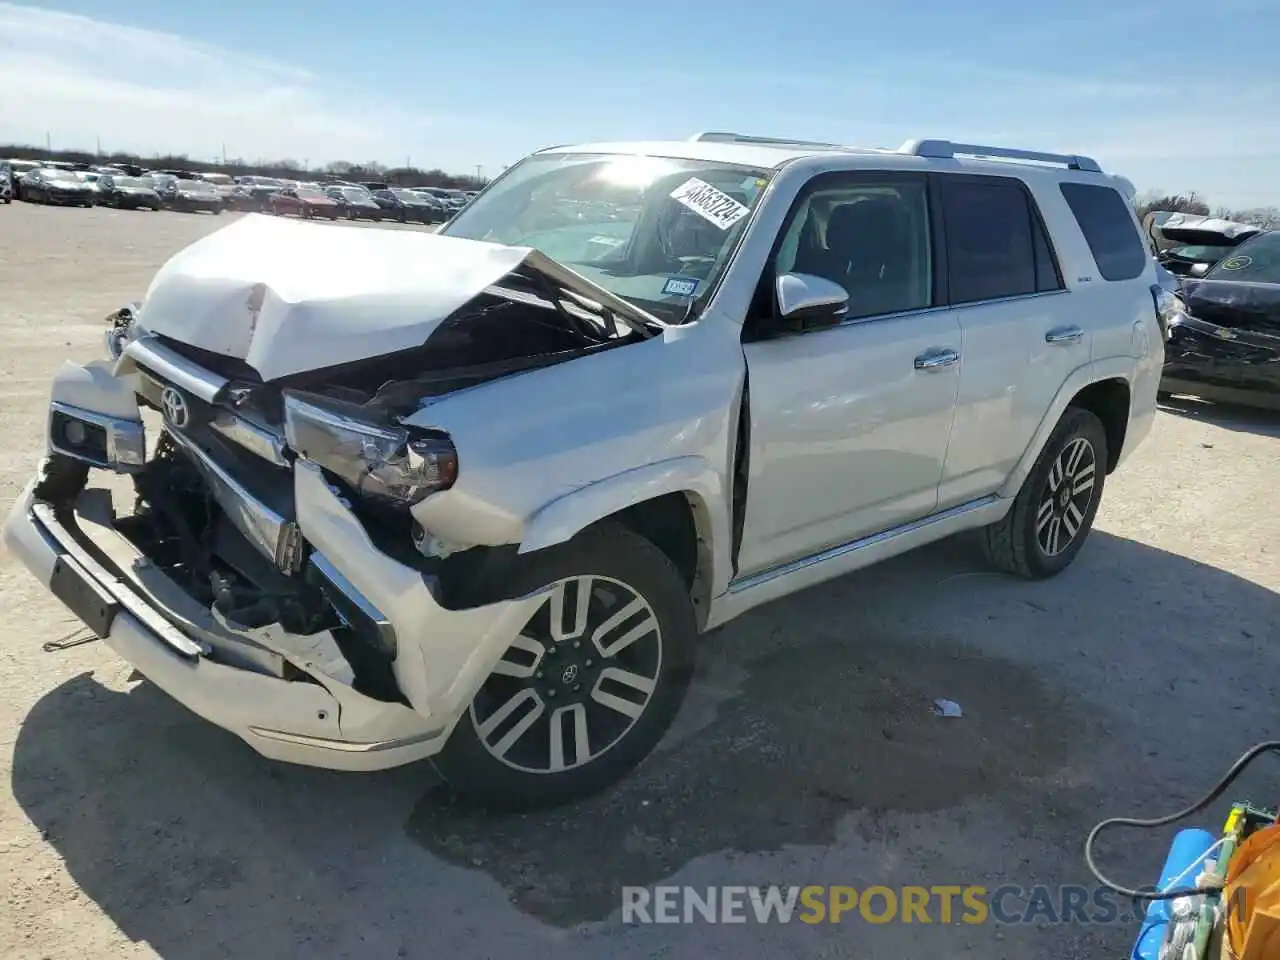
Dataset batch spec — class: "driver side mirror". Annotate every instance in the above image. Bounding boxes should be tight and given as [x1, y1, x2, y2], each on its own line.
[1189, 262, 1210, 278]
[772, 273, 850, 333]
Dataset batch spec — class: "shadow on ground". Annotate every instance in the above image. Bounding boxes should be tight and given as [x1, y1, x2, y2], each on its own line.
[1159, 393, 1280, 437]
[11, 530, 1279, 957]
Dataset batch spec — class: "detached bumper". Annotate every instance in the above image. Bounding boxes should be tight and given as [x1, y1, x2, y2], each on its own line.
[5, 458, 546, 772]
[4, 474, 451, 771]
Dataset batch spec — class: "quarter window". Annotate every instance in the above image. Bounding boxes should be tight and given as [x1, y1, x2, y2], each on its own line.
[775, 177, 933, 320]
[938, 177, 1062, 304]
[1060, 182, 1148, 282]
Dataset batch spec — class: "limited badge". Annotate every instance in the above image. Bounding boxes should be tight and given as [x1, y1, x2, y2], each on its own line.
[662, 277, 699, 297]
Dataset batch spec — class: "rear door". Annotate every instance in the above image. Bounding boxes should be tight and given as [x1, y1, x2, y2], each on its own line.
[933, 174, 1086, 508]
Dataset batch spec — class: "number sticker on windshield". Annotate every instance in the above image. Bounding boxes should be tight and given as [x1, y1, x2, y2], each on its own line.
[1220, 255, 1252, 271]
[662, 277, 699, 297]
[669, 178, 749, 230]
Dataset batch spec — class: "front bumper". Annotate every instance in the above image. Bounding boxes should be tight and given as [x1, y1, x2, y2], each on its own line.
[1161, 317, 1280, 409]
[6, 355, 548, 771]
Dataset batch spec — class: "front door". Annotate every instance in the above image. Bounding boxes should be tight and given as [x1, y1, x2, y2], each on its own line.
[737, 171, 962, 578]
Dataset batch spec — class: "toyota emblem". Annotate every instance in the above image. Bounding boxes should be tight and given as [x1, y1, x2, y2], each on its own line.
[560, 664, 579, 685]
[160, 386, 190, 429]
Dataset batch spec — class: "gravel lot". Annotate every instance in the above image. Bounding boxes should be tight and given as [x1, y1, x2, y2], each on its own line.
[1, 202, 1277, 959]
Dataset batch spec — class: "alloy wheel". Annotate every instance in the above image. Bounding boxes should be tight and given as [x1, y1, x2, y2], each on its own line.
[1036, 436, 1097, 557]
[469, 575, 663, 774]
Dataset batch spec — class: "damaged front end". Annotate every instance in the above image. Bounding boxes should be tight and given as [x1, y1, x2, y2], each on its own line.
[5, 221, 654, 770]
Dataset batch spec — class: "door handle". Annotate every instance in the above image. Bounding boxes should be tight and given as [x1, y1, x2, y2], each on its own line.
[1045, 325, 1084, 345]
[914, 348, 959, 371]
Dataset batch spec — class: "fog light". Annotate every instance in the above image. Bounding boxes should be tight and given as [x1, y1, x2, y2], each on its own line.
[63, 420, 87, 446]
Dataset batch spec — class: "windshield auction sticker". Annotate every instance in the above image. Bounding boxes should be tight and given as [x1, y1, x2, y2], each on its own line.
[669, 178, 749, 230]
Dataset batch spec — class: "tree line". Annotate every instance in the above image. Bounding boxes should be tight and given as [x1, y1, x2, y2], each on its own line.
[0, 144, 488, 191]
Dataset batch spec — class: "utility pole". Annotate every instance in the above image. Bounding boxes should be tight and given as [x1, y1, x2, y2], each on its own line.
[475, 164, 482, 181]
[45, 131, 51, 154]
[96, 135, 101, 157]
[222, 143, 227, 167]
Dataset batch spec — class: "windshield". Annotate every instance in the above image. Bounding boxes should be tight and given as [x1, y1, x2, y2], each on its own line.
[297, 185, 327, 198]
[114, 177, 147, 188]
[178, 179, 216, 194]
[341, 187, 371, 200]
[1165, 243, 1234, 264]
[43, 169, 77, 182]
[202, 173, 232, 184]
[1206, 232, 1280, 284]
[392, 189, 422, 202]
[443, 152, 772, 323]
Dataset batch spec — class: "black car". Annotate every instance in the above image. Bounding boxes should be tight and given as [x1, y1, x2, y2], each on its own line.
[372, 188, 442, 223]
[1163, 230, 1280, 410]
[1144, 211, 1262, 278]
[96, 174, 162, 210]
[160, 178, 223, 214]
[324, 185, 383, 220]
[20, 168, 95, 206]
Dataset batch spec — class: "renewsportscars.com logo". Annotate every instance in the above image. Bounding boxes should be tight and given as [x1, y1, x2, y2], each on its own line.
[622, 885, 1153, 925]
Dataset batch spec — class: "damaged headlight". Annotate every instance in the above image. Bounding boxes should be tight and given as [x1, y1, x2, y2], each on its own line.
[284, 393, 458, 509]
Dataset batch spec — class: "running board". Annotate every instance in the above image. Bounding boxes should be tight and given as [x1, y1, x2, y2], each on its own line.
[705, 495, 1010, 629]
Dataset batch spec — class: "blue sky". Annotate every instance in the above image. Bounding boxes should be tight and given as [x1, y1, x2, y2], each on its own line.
[3, 0, 1278, 208]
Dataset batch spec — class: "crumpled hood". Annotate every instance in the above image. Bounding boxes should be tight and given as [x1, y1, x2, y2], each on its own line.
[137, 215, 541, 381]
[1182, 279, 1280, 337]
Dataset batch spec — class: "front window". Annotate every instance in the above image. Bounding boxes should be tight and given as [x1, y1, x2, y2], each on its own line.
[1165, 243, 1235, 265]
[442, 152, 773, 323]
[1206, 232, 1280, 283]
[114, 177, 146, 188]
[179, 180, 217, 194]
[43, 169, 77, 182]
[392, 189, 421, 202]
[297, 185, 327, 199]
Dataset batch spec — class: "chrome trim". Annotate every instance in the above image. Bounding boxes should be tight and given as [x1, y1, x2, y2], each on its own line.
[949, 289, 1070, 312]
[48, 401, 146, 471]
[1045, 325, 1085, 345]
[914, 348, 959, 370]
[29, 502, 209, 658]
[210, 410, 290, 468]
[245, 725, 443, 753]
[125, 335, 228, 403]
[729, 495, 1000, 594]
[309, 552, 398, 656]
[163, 426, 302, 574]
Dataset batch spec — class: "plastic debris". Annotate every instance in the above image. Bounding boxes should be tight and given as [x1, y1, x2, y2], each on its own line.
[933, 698, 964, 718]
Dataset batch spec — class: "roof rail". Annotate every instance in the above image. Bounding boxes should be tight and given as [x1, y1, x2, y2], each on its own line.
[689, 131, 845, 149]
[899, 139, 1102, 173]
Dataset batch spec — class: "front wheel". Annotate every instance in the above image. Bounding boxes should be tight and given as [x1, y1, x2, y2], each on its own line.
[434, 522, 697, 809]
[978, 406, 1108, 579]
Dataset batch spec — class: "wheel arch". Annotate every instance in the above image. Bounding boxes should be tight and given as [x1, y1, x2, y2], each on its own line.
[517, 457, 732, 629]
[999, 359, 1136, 500]
[1066, 377, 1130, 473]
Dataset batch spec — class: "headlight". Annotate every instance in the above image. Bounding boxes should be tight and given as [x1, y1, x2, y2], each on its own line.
[283, 393, 458, 509]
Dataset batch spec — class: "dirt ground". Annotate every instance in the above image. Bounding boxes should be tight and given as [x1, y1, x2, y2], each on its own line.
[0, 201, 1277, 959]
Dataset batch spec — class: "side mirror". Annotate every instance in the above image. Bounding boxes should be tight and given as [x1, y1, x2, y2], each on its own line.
[773, 273, 849, 332]
[1189, 262, 1210, 278]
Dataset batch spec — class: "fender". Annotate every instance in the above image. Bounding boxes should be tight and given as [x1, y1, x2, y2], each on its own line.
[519, 455, 734, 598]
[998, 356, 1138, 500]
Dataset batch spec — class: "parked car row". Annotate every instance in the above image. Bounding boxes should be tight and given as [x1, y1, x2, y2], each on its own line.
[3, 159, 478, 223]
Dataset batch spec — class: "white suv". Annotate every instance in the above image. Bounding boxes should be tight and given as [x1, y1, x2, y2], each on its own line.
[5, 133, 1164, 808]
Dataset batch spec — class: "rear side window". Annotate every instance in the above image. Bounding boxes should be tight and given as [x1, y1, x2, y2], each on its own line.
[1060, 182, 1147, 281]
[938, 176, 1062, 304]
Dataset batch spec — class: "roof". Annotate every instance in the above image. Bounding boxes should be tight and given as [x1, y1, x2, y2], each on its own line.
[537, 135, 1112, 182]
[538, 139, 885, 170]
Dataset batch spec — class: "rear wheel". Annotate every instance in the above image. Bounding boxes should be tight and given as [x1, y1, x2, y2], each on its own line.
[978, 407, 1108, 578]
[434, 522, 697, 809]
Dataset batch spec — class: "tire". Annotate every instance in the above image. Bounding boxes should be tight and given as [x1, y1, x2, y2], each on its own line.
[978, 406, 1108, 579]
[434, 521, 697, 810]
